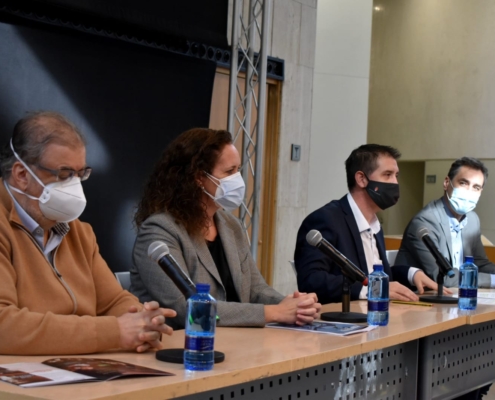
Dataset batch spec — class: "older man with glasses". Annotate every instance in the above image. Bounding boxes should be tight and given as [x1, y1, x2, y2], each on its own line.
[0, 111, 176, 355]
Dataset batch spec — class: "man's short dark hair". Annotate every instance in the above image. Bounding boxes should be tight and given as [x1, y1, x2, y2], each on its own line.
[345, 144, 401, 190]
[447, 157, 488, 186]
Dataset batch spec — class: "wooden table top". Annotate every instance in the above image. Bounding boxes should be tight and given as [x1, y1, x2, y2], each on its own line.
[450, 288, 495, 325]
[0, 301, 470, 400]
[425, 287, 495, 324]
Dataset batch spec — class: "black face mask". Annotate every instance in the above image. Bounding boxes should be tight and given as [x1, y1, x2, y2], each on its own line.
[364, 175, 400, 210]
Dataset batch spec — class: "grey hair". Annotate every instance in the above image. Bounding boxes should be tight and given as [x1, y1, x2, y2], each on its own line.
[0, 111, 86, 179]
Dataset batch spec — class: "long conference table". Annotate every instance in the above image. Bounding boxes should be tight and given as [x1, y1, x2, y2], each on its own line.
[0, 291, 494, 400]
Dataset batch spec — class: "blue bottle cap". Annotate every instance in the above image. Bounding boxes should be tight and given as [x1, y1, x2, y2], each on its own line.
[373, 264, 384, 271]
[464, 256, 474, 263]
[196, 283, 210, 293]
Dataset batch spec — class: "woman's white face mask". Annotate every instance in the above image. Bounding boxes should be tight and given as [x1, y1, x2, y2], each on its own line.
[203, 171, 245, 211]
[8, 142, 87, 223]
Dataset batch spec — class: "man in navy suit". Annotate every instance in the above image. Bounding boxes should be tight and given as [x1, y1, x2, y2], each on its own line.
[294, 144, 443, 305]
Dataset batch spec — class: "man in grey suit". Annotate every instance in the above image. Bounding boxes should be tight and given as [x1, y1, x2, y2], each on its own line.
[396, 157, 495, 288]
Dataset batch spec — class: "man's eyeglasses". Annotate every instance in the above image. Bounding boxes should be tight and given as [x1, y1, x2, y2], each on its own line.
[35, 164, 92, 181]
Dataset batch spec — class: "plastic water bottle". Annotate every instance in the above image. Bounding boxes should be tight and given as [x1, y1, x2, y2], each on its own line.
[458, 256, 478, 310]
[367, 264, 389, 326]
[184, 283, 217, 371]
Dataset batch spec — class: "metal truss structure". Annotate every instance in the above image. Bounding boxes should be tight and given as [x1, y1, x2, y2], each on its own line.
[228, 0, 271, 261]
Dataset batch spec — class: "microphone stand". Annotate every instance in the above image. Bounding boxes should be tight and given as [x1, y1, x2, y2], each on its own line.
[156, 348, 225, 364]
[321, 275, 368, 323]
[420, 270, 457, 304]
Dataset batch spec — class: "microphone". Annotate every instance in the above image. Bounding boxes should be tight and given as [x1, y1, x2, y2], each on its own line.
[416, 228, 455, 279]
[149, 243, 225, 365]
[148, 241, 197, 299]
[306, 229, 368, 286]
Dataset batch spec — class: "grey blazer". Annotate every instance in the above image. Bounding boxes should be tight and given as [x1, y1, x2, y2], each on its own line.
[130, 210, 284, 329]
[396, 198, 495, 287]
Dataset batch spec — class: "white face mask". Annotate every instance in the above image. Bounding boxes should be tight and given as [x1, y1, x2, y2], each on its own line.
[447, 180, 480, 215]
[9, 142, 87, 223]
[203, 171, 245, 211]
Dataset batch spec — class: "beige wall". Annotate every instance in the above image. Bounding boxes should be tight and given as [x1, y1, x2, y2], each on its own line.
[368, 0, 495, 160]
[368, 0, 495, 244]
[378, 161, 424, 235]
[268, 0, 375, 294]
[423, 161, 452, 206]
[267, 0, 374, 294]
[308, 0, 373, 213]
[269, 0, 318, 294]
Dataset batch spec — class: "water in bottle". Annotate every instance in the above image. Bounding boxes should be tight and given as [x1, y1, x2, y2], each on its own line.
[458, 256, 478, 310]
[184, 283, 217, 371]
[367, 264, 389, 326]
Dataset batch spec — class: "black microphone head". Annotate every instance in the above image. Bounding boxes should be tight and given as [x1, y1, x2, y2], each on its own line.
[416, 227, 429, 240]
[306, 230, 322, 247]
[148, 241, 169, 262]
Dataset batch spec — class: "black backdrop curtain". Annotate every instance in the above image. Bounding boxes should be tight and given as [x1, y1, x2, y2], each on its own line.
[0, 16, 217, 272]
[1, 0, 229, 48]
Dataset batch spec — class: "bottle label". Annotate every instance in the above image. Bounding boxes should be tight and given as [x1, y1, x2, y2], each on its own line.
[368, 301, 389, 312]
[185, 335, 214, 351]
[459, 288, 478, 298]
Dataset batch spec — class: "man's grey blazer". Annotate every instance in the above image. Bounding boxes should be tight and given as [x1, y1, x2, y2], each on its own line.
[130, 210, 284, 329]
[396, 198, 495, 287]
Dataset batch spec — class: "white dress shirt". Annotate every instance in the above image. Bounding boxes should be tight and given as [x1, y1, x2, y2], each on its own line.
[347, 193, 418, 298]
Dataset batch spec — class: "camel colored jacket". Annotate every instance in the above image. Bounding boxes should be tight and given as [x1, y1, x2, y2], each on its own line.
[0, 179, 140, 355]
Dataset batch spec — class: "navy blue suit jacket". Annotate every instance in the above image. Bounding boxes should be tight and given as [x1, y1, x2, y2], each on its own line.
[294, 195, 410, 304]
